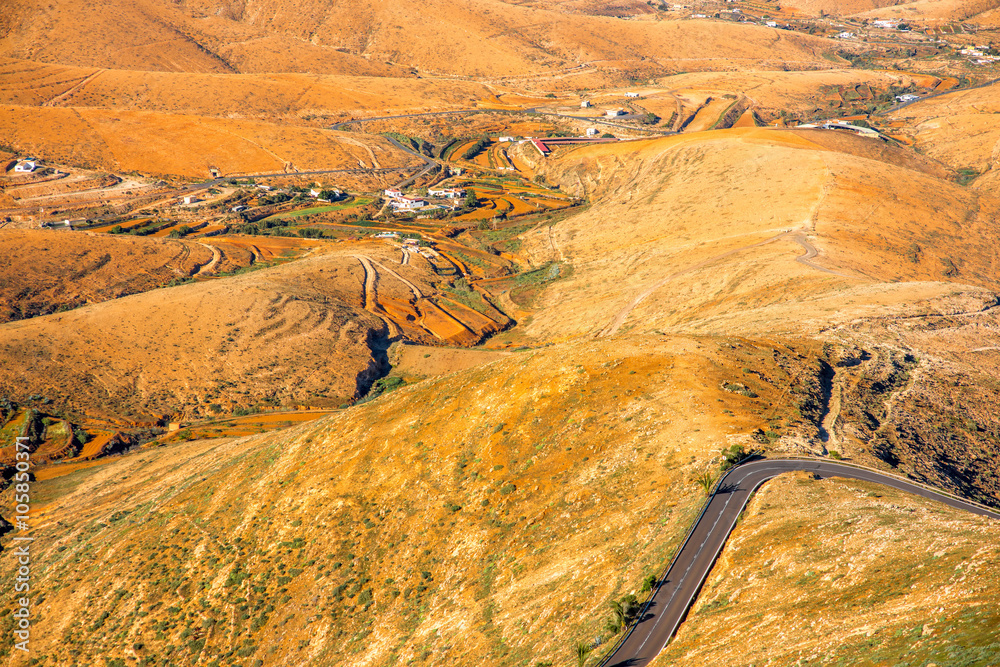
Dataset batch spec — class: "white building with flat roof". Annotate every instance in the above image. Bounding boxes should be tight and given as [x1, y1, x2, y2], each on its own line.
[391, 197, 427, 210]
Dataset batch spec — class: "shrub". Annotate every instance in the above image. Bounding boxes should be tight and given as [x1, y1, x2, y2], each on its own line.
[499, 483, 516, 496]
[720, 444, 749, 471]
[829, 450, 842, 460]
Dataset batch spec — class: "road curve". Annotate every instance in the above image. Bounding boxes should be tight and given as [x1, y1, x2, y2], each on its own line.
[600, 458, 1000, 667]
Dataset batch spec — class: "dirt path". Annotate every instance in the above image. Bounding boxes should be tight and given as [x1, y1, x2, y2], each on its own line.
[368, 257, 425, 299]
[790, 232, 854, 278]
[193, 243, 222, 276]
[42, 69, 103, 107]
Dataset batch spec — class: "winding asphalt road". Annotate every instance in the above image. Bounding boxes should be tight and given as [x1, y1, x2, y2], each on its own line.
[600, 458, 1000, 667]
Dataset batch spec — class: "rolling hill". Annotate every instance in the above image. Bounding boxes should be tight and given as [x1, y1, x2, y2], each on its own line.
[0, 0, 843, 78]
[0, 247, 439, 421]
[0, 105, 418, 178]
[515, 126, 1000, 341]
[2, 333, 998, 665]
[886, 82, 1000, 190]
[0, 58, 491, 123]
[0, 230, 225, 322]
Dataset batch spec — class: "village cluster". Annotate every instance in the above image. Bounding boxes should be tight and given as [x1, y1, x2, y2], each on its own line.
[383, 187, 466, 213]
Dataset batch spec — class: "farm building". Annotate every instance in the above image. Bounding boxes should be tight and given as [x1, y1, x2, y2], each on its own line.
[374, 231, 399, 238]
[384, 189, 404, 199]
[498, 136, 515, 142]
[428, 188, 466, 198]
[580, 100, 592, 108]
[391, 197, 427, 210]
[606, 109, 625, 117]
[183, 195, 201, 205]
[13, 160, 37, 173]
[624, 92, 640, 98]
[586, 128, 599, 136]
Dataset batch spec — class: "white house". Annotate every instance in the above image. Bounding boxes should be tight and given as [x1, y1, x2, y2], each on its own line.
[183, 195, 200, 205]
[586, 128, 599, 136]
[391, 197, 427, 210]
[498, 136, 515, 142]
[606, 109, 626, 117]
[765, 20, 778, 27]
[374, 231, 399, 238]
[580, 100, 592, 108]
[895, 94, 920, 103]
[837, 32, 855, 39]
[428, 188, 466, 198]
[384, 189, 404, 199]
[13, 160, 37, 173]
[624, 92, 640, 98]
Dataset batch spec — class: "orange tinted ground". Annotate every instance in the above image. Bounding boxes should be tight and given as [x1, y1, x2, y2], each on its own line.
[0, 105, 417, 178]
[732, 108, 759, 127]
[164, 410, 335, 442]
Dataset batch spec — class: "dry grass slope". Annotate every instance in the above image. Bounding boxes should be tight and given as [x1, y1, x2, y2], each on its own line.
[653, 472, 1000, 666]
[0, 251, 410, 420]
[1, 0, 842, 77]
[0, 105, 418, 177]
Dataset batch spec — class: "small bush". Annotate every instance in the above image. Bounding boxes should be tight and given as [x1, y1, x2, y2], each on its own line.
[499, 483, 516, 496]
[829, 450, 842, 460]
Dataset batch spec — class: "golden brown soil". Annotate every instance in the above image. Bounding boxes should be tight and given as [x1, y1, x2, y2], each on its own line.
[390, 342, 513, 380]
[3, 332, 999, 666]
[0, 335, 831, 666]
[0, 250, 401, 420]
[0, 59, 490, 123]
[0, 0, 841, 79]
[517, 127, 1000, 341]
[886, 83, 1000, 186]
[0, 229, 220, 322]
[0, 105, 418, 178]
[652, 472, 1000, 666]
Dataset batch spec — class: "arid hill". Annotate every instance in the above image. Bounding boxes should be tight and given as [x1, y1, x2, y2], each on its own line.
[2, 335, 997, 666]
[652, 472, 1000, 666]
[515, 127, 1000, 342]
[0, 229, 233, 322]
[886, 82, 1000, 189]
[0, 58, 491, 123]
[0, 246, 443, 420]
[1, 0, 842, 78]
[851, 0, 1000, 23]
[0, 105, 419, 178]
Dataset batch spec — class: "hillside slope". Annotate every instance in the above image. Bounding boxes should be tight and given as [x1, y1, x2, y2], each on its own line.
[0, 105, 417, 177]
[0, 249, 433, 420]
[652, 472, 1000, 666]
[0, 0, 842, 77]
[0, 58, 491, 123]
[886, 83, 1000, 190]
[0, 230, 220, 322]
[517, 127, 1000, 341]
[2, 336, 998, 666]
